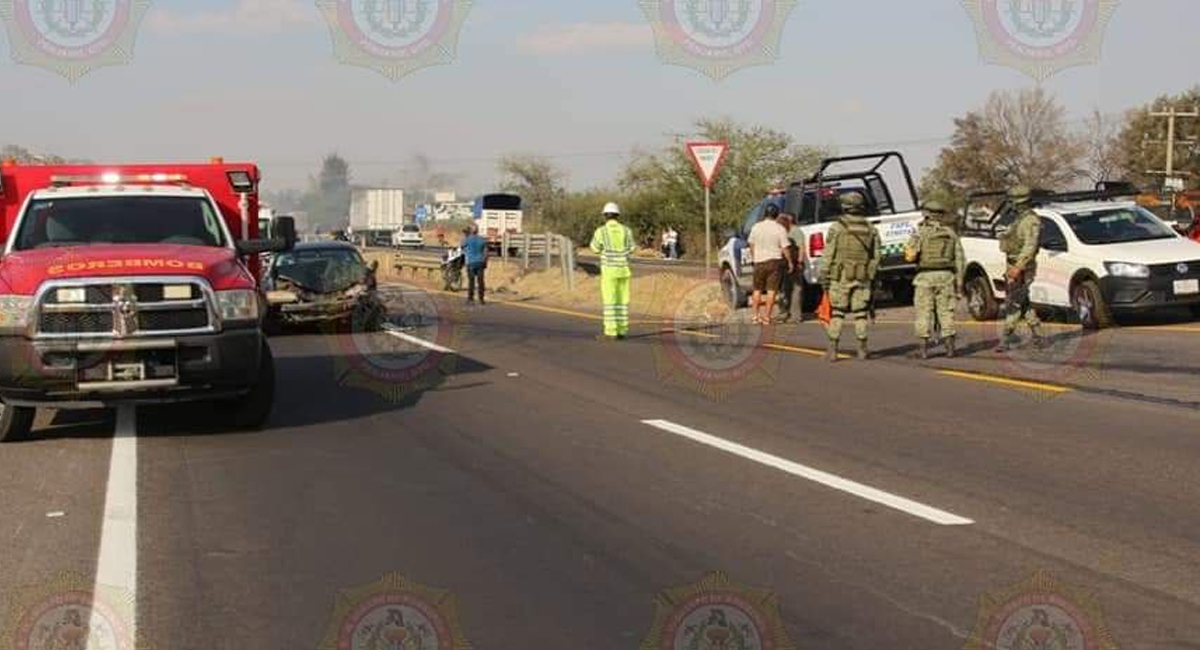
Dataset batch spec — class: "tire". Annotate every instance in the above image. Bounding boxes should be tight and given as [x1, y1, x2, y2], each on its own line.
[888, 281, 915, 305]
[0, 402, 35, 443]
[232, 342, 276, 430]
[721, 267, 747, 310]
[965, 274, 1000, 322]
[1072, 279, 1114, 330]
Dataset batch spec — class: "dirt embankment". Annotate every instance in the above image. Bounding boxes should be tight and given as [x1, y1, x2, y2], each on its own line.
[364, 250, 723, 320]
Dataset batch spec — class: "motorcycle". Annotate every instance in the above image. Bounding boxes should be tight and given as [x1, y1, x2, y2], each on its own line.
[442, 247, 465, 292]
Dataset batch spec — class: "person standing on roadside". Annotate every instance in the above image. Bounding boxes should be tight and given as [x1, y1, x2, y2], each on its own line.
[996, 185, 1045, 352]
[906, 200, 965, 358]
[462, 224, 489, 305]
[778, 212, 806, 324]
[820, 193, 881, 361]
[747, 203, 792, 326]
[590, 203, 635, 340]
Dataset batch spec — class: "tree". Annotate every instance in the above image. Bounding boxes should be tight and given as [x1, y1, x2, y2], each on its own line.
[1112, 87, 1200, 191]
[617, 118, 830, 253]
[1, 144, 77, 164]
[921, 88, 1085, 208]
[1081, 109, 1123, 186]
[496, 154, 567, 227]
[305, 153, 352, 230]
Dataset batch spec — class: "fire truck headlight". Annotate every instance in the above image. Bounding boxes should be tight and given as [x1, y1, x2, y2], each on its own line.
[0, 295, 34, 333]
[215, 290, 261, 324]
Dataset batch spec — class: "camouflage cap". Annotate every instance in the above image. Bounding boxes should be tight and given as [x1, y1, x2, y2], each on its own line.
[839, 192, 867, 214]
[1009, 185, 1034, 203]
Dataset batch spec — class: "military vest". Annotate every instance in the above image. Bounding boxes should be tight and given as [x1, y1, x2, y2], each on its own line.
[833, 216, 875, 282]
[917, 223, 957, 271]
[999, 210, 1035, 256]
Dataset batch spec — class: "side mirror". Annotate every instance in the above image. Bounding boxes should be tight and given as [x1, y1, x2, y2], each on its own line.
[236, 216, 297, 256]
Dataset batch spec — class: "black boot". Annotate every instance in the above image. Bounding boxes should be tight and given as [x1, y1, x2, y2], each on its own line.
[945, 335, 957, 358]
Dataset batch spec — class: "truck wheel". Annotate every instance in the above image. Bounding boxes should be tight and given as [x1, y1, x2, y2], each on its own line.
[1072, 279, 1114, 330]
[965, 274, 999, 321]
[888, 281, 915, 305]
[721, 267, 746, 310]
[0, 402, 35, 443]
[232, 342, 276, 430]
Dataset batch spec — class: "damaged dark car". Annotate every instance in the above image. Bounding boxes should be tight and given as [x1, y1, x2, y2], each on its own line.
[263, 241, 387, 331]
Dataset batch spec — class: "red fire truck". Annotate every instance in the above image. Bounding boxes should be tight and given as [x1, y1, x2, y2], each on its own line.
[0, 159, 295, 441]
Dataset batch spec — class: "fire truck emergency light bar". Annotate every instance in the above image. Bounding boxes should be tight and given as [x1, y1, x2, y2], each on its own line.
[50, 173, 191, 186]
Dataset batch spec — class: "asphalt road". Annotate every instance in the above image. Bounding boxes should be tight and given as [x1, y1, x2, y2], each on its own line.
[2, 285, 1199, 650]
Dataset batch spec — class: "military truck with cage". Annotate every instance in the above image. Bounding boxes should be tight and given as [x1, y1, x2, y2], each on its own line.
[718, 152, 926, 311]
[0, 160, 296, 441]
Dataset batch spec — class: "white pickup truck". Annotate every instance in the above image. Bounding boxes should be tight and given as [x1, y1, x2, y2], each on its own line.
[718, 152, 925, 310]
[961, 188, 1200, 329]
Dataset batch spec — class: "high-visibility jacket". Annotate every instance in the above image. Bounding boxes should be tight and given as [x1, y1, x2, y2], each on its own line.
[590, 220, 634, 279]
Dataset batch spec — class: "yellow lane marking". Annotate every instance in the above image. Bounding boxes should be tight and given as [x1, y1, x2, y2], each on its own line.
[763, 342, 825, 358]
[936, 370, 1072, 394]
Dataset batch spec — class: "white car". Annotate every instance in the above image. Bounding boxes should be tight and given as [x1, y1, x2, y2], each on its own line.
[961, 189, 1200, 329]
[392, 224, 424, 249]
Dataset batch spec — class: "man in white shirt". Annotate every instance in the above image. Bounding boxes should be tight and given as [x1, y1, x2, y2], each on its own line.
[747, 204, 793, 325]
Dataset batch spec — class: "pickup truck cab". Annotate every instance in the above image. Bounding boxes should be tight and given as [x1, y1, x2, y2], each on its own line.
[718, 152, 924, 310]
[0, 161, 295, 441]
[961, 187, 1200, 329]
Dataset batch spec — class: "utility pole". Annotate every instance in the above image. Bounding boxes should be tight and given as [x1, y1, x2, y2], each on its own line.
[1145, 105, 1199, 193]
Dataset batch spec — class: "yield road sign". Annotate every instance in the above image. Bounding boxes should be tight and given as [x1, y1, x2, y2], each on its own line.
[686, 142, 729, 189]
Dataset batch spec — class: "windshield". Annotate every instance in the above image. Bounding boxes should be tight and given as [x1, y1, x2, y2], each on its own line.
[1063, 206, 1178, 245]
[15, 196, 227, 251]
[402, 225, 420, 232]
[272, 248, 366, 293]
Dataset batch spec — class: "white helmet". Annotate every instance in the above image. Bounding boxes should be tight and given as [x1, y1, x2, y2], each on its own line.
[602, 202, 621, 217]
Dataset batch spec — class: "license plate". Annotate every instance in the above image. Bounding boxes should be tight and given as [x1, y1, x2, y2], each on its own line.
[110, 362, 146, 383]
[1174, 279, 1200, 295]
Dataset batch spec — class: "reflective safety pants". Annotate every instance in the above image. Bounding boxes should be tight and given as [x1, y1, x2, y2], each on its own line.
[914, 270, 957, 339]
[601, 271, 631, 337]
[826, 280, 871, 342]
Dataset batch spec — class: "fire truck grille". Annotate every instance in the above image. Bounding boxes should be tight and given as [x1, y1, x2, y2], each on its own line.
[39, 312, 115, 335]
[34, 279, 215, 339]
[138, 309, 210, 331]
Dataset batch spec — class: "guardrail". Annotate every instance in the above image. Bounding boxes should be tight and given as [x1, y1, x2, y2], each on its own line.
[502, 232, 577, 290]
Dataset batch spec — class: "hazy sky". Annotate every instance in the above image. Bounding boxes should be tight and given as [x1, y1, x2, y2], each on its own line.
[1, 0, 1196, 196]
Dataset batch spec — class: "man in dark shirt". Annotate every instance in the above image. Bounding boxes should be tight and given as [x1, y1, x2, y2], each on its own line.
[462, 224, 489, 305]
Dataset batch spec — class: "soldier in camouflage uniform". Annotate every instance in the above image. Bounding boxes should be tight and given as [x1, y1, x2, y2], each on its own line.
[996, 185, 1045, 352]
[820, 193, 881, 362]
[905, 200, 966, 359]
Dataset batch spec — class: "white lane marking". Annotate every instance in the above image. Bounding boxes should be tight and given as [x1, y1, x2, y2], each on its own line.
[88, 405, 138, 649]
[46, 511, 65, 518]
[642, 419, 975, 527]
[382, 325, 457, 354]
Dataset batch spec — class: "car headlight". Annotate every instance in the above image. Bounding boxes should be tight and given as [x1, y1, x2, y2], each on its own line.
[1105, 262, 1150, 279]
[215, 289, 261, 323]
[0, 295, 34, 333]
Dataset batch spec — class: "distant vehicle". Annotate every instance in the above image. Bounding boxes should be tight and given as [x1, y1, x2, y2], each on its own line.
[350, 188, 406, 233]
[718, 152, 925, 310]
[961, 186, 1200, 329]
[263, 241, 385, 330]
[392, 223, 424, 249]
[478, 193, 523, 251]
